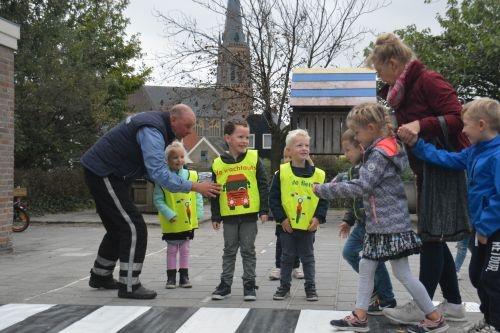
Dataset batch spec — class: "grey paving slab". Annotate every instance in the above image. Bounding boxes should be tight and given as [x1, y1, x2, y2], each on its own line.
[1, 209, 482, 332]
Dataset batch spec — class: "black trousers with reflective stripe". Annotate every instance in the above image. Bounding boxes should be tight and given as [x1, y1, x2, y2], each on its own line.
[84, 168, 147, 292]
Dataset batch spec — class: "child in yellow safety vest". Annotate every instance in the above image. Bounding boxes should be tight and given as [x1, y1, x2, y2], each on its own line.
[210, 117, 270, 301]
[269, 129, 329, 302]
[153, 141, 204, 289]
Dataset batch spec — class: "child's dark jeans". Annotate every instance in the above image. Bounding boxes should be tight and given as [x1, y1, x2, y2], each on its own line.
[280, 230, 315, 288]
[275, 225, 300, 269]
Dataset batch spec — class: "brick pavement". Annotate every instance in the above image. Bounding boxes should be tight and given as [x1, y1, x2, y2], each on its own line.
[1, 209, 481, 332]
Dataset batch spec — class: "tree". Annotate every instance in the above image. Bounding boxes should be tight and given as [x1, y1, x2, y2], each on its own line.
[0, 0, 150, 169]
[395, 0, 499, 100]
[157, 0, 387, 172]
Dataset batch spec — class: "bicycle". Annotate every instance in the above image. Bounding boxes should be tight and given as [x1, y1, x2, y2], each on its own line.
[13, 187, 30, 232]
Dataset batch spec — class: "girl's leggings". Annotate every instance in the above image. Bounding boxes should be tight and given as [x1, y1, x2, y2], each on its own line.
[357, 257, 435, 314]
[166, 240, 190, 270]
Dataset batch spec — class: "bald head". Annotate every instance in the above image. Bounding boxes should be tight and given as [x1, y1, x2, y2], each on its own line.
[169, 104, 196, 139]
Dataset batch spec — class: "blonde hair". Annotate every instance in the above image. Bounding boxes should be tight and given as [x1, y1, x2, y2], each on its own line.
[285, 129, 310, 147]
[282, 147, 291, 163]
[462, 98, 500, 132]
[164, 141, 192, 164]
[347, 103, 394, 137]
[341, 128, 360, 146]
[284, 129, 314, 165]
[366, 33, 415, 67]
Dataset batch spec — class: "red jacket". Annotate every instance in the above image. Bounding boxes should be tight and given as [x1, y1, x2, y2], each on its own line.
[380, 60, 470, 190]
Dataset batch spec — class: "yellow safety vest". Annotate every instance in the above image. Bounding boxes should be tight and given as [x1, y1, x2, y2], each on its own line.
[159, 170, 199, 234]
[212, 149, 260, 216]
[280, 163, 325, 231]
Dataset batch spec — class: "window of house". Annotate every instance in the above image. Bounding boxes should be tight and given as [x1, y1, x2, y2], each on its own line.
[200, 150, 208, 162]
[262, 134, 272, 149]
[248, 134, 255, 149]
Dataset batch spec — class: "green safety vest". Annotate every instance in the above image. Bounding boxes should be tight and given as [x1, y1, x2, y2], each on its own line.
[159, 170, 199, 234]
[212, 149, 260, 216]
[280, 162, 325, 231]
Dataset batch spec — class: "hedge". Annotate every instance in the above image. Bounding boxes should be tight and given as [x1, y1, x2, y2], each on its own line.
[14, 167, 94, 215]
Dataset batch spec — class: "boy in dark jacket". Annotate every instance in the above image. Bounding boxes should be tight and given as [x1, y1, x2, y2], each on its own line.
[270, 129, 328, 301]
[210, 117, 269, 301]
[400, 98, 500, 332]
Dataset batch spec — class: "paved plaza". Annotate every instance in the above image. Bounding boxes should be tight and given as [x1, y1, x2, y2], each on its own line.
[0, 209, 481, 332]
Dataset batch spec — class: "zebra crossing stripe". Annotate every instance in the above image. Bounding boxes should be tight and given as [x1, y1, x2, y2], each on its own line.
[295, 309, 351, 333]
[59, 305, 151, 333]
[176, 307, 250, 333]
[0, 303, 55, 331]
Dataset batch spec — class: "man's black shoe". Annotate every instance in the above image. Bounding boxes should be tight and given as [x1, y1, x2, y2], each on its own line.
[118, 285, 157, 299]
[89, 271, 119, 290]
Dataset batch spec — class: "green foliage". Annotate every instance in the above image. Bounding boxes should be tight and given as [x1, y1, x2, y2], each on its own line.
[311, 155, 352, 208]
[14, 167, 94, 215]
[395, 0, 499, 100]
[0, 0, 150, 169]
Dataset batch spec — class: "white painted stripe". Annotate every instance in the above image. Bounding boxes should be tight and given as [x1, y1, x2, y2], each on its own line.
[289, 96, 376, 106]
[0, 303, 55, 330]
[176, 307, 249, 333]
[294, 309, 351, 333]
[104, 177, 137, 292]
[60, 305, 151, 333]
[291, 81, 376, 90]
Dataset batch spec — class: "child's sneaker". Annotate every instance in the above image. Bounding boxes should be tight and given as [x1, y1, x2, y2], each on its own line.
[243, 280, 258, 301]
[269, 267, 281, 280]
[211, 281, 231, 300]
[305, 287, 318, 301]
[273, 285, 290, 300]
[437, 300, 467, 322]
[330, 311, 369, 332]
[407, 316, 449, 333]
[292, 267, 304, 279]
[178, 268, 192, 288]
[367, 298, 397, 315]
[382, 300, 425, 325]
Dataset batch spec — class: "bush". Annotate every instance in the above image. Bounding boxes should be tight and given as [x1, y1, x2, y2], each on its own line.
[14, 167, 94, 215]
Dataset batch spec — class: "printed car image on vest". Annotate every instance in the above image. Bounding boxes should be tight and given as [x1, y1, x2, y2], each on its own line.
[223, 173, 251, 210]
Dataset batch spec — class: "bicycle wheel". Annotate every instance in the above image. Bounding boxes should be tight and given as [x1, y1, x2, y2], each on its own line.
[12, 207, 30, 232]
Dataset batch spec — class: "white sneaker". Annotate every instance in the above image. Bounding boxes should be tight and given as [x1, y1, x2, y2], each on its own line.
[462, 318, 488, 332]
[292, 267, 304, 279]
[268, 267, 280, 280]
[382, 300, 425, 325]
[437, 300, 467, 322]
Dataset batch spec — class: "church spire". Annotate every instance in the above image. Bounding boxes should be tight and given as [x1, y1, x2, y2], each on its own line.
[222, 0, 245, 45]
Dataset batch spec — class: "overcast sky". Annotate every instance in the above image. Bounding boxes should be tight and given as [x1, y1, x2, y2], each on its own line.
[124, 0, 450, 85]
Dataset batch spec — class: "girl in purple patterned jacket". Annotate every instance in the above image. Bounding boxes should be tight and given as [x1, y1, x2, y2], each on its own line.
[313, 103, 446, 333]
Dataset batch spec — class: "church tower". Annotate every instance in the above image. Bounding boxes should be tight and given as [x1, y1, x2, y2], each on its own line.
[216, 0, 253, 118]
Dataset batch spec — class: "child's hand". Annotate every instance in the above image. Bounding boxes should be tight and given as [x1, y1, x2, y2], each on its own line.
[477, 234, 488, 245]
[338, 222, 351, 239]
[281, 219, 293, 233]
[212, 222, 221, 231]
[308, 217, 320, 231]
[260, 214, 269, 223]
[397, 126, 419, 146]
[169, 217, 177, 223]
